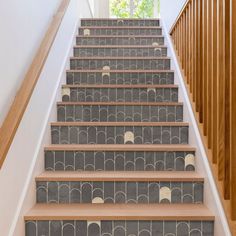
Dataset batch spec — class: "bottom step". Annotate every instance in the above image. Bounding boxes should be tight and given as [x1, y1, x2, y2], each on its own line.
[25, 204, 214, 235]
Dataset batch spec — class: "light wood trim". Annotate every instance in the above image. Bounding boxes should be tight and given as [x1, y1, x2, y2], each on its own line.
[24, 204, 215, 221]
[57, 102, 183, 106]
[76, 35, 164, 38]
[0, 0, 70, 168]
[44, 144, 196, 152]
[74, 45, 167, 48]
[79, 26, 162, 29]
[36, 171, 204, 182]
[170, 0, 236, 226]
[170, 38, 236, 234]
[51, 122, 189, 127]
[66, 69, 175, 73]
[224, 0, 231, 200]
[231, 0, 236, 221]
[169, 0, 191, 34]
[217, 0, 225, 181]
[81, 18, 161, 21]
[62, 84, 178, 88]
[70, 56, 171, 60]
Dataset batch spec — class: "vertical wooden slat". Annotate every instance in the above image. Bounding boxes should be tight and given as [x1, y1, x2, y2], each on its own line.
[224, 0, 231, 199]
[202, 0, 208, 135]
[217, 0, 225, 181]
[193, 0, 198, 103]
[169, 0, 236, 224]
[231, 0, 236, 220]
[183, 12, 186, 73]
[207, 0, 213, 148]
[212, 0, 218, 164]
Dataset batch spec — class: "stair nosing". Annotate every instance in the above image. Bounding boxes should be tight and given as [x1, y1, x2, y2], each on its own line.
[81, 18, 161, 20]
[79, 26, 162, 29]
[74, 45, 167, 48]
[70, 56, 171, 60]
[44, 144, 196, 152]
[36, 171, 203, 182]
[62, 84, 177, 89]
[76, 35, 164, 38]
[57, 102, 183, 106]
[24, 204, 214, 221]
[51, 122, 188, 126]
[66, 69, 174, 73]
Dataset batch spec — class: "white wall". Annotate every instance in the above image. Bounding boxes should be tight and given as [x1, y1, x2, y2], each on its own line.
[0, 0, 60, 125]
[94, 0, 110, 18]
[0, 0, 94, 235]
[160, 0, 186, 32]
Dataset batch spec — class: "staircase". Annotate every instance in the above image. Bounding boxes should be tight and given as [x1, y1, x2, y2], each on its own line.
[25, 19, 214, 236]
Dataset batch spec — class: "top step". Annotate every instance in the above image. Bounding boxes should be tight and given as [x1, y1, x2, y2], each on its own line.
[81, 18, 160, 27]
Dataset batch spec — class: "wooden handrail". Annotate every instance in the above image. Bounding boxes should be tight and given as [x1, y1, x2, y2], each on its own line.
[169, 0, 190, 34]
[170, 0, 236, 232]
[0, 0, 70, 168]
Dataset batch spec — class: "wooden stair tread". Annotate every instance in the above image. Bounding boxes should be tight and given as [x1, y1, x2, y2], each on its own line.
[62, 84, 178, 88]
[81, 18, 160, 20]
[57, 102, 182, 106]
[25, 204, 214, 221]
[74, 45, 167, 48]
[67, 69, 174, 73]
[44, 144, 196, 151]
[70, 56, 170, 60]
[51, 122, 189, 126]
[77, 35, 164, 38]
[79, 26, 162, 29]
[36, 171, 203, 182]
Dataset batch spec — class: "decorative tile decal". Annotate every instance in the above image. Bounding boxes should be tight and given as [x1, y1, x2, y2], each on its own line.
[76, 36, 165, 46]
[61, 87, 178, 102]
[45, 151, 196, 172]
[70, 58, 171, 70]
[25, 220, 214, 236]
[78, 28, 162, 36]
[66, 71, 174, 85]
[83, 29, 90, 36]
[74, 47, 168, 57]
[81, 19, 160, 27]
[124, 131, 134, 144]
[57, 105, 183, 122]
[36, 181, 203, 204]
[185, 154, 195, 170]
[51, 125, 189, 145]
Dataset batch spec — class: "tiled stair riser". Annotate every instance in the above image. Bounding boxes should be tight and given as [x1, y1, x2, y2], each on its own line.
[25, 220, 214, 236]
[66, 72, 174, 85]
[36, 181, 203, 204]
[45, 151, 195, 172]
[51, 126, 189, 145]
[74, 47, 167, 57]
[81, 19, 160, 26]
[76, 36, 165, 46]
[57, 105, 183, 122]
[78, 28, 162, 36]
[70, 58, 170, 70]
[24, 18, 215, 236]
[62, 87, 178, 102]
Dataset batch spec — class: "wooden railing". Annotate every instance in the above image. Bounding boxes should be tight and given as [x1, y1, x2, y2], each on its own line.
[0, 0, 70, 168]
[170, 0, 236, 230]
